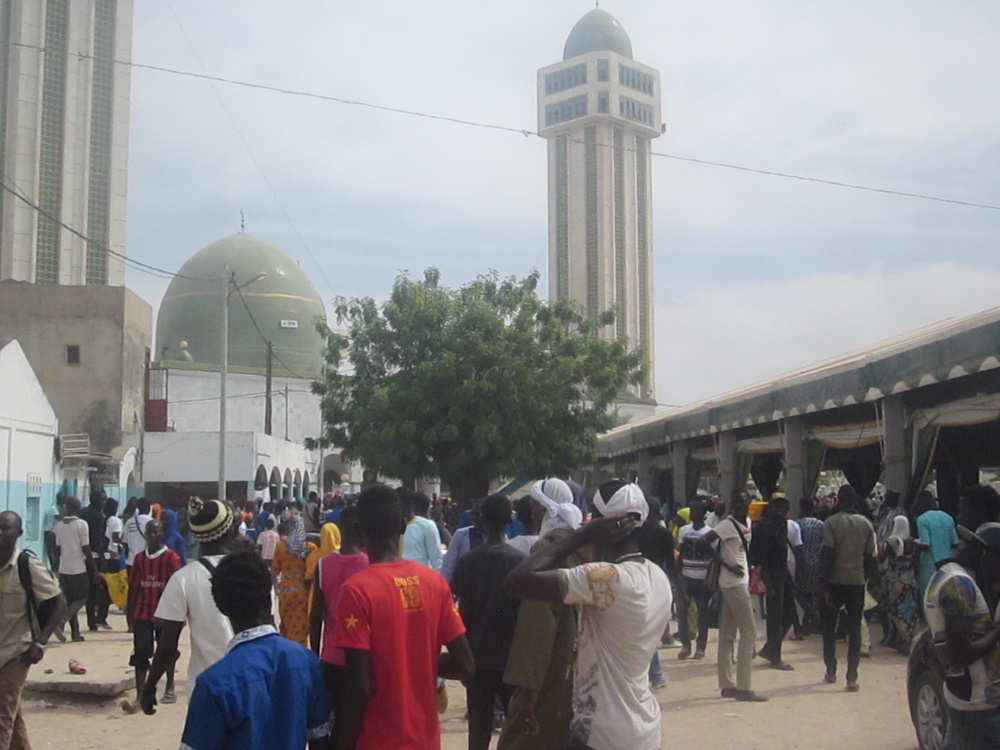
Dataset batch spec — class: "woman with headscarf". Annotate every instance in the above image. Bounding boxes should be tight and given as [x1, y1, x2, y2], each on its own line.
[271, 514, 316, 646]
[305, 522, 342, 585]
[498, 479, 587, 750]
[878, 514, 920, 652]
[160, 509, 187, 566]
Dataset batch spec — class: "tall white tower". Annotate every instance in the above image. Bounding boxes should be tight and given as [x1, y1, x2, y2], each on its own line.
[0, 0, 133, 286]
[538, 9, 660, 409]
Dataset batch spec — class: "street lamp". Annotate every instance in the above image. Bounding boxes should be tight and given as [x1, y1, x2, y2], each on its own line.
[219, 266, 268, 502]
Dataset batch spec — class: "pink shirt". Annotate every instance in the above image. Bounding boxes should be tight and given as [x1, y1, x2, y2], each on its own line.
[319, 553, 370, 665]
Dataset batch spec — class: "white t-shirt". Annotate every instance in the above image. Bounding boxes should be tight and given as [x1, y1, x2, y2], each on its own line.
[105, 515, 123, 559]
[54, 518, 89, 574]
[561, 558, 672, 750]
[123, 513, 152, 566]
[715, 517, 752, 589]
[677, 524, 713, 580]
[506, 535, 539, 556]
[786, 520, 803, 579]
[153, 555, 234, 681]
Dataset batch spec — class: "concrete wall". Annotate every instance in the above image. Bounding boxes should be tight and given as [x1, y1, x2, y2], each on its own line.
[143, 430, 319, 487]
[162, 367, 322, 445]
[0, 282, 151, 453]
[0, 341, 59, 557]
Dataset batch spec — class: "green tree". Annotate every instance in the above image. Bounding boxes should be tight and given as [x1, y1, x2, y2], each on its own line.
[310, 268, 644, 500]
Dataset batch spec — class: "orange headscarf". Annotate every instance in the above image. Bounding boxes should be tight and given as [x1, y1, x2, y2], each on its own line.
[305, 523, 342, 581]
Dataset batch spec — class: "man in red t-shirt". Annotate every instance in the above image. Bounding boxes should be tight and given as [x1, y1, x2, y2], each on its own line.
[124, 519, 181, 713]
[333, 486, 473, 750]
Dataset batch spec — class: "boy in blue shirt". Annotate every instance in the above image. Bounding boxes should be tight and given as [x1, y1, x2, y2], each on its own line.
[179, 552, 332, 750]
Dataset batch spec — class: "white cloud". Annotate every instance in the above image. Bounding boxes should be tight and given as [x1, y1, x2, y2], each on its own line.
[122, 1, 1000, 393]
[656, 262, 1000, 406]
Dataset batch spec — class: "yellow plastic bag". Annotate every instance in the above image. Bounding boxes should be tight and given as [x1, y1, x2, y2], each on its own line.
[101, 570, 129, 610]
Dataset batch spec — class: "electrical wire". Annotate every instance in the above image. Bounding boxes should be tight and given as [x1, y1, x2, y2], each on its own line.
[169, 387, 314, 405]
[165, 3, 337, 298]
[0, 178, 216, 280]
[232, 283, 308, 379]
[8, 38, 997, 212]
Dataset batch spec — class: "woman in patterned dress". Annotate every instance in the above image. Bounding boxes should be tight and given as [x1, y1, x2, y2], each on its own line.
[271, 514, 316, 646]
[879, 514, 920, 652]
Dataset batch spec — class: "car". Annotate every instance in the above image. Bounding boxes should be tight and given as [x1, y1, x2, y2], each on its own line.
[907, 624, 947, 750]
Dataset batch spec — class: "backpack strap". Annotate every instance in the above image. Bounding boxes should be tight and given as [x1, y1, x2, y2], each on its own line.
[197, 557, 217, 576]
[732, 517, 751, 559]
[17, 551, 40, 641]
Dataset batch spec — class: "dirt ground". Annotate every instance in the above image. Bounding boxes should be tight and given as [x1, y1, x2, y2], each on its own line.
[22, 610, 920, 750]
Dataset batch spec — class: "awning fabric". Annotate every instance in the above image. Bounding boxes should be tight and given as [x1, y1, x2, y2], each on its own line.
[598, 305, 1000, 458]
[912, 394, 1000, 430]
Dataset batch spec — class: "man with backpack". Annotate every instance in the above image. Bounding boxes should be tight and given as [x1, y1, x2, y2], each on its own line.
[0, 510, 67, 749]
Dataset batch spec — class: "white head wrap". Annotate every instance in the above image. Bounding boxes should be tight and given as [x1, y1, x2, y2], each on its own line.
[887, 514, 910, 557]
[531, 479, 583, 537]
[593, 482, 649, 524]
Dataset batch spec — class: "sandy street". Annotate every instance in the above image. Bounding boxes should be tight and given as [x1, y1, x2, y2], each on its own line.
[22, 611, 919, 750]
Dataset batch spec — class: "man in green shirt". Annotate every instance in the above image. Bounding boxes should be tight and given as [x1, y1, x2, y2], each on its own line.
[819, 486, 876, 692]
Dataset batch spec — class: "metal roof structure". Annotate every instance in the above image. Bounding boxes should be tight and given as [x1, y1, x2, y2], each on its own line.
[598, 305, 1000, 458]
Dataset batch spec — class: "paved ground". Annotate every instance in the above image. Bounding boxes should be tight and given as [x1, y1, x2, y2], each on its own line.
[21, 609, 920, 750]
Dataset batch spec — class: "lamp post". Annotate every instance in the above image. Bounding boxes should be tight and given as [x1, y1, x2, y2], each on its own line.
[219, 266, 267, 502]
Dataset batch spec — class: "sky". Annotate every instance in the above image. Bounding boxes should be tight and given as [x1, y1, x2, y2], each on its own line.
[125, 0, 1000, 408]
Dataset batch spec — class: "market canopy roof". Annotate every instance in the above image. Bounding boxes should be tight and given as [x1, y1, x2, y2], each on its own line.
[598, 305, 1000, 458]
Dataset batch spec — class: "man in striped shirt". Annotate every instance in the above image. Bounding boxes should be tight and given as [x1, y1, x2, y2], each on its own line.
[124, 519, 181, 713]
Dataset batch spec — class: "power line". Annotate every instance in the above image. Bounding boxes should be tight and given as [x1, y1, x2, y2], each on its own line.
[652, 153, 1000, 211]
[0, 178, 216, 281]
[9, 38, 997, 212]
[232, 283, 307, 379]
[170, 387, 314, 405]
[165, 3, 337, 298]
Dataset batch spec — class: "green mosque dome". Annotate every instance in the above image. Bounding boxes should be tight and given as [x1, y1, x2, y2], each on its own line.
[156, 233, 327, 378]
[563, 9, 633, 60]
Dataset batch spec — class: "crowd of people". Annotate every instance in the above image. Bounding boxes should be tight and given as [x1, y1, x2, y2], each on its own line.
[3, 477, 1000, 749]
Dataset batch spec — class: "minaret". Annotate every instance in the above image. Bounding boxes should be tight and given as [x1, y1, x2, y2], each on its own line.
[538, 9, 660, 409]
[0, 0, 133, 286]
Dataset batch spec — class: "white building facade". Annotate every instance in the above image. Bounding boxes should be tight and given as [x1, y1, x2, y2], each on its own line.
[539, 9, 660, 408]
[0, 0, 133, 285]
[0, 340, 59, 556]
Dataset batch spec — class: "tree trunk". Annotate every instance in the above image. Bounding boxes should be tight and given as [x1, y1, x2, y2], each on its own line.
[444, 474, 492, 504]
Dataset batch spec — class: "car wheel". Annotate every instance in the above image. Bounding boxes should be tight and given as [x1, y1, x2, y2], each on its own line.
[913, 670, 947, 750]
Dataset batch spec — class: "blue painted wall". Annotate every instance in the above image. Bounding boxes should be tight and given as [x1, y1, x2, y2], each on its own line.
[1, 480, 59, 560]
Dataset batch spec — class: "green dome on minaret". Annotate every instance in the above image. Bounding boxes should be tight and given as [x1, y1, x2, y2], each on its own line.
[563, 9, 633, 60]
[156, 233, 327, 378]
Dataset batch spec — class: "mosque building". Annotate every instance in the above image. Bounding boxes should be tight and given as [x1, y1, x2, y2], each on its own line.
[144, 232, 354, 506]
[538, 8, 661, 418]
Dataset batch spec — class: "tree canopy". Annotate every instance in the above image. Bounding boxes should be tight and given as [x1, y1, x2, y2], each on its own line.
[310, 268, 645, 500]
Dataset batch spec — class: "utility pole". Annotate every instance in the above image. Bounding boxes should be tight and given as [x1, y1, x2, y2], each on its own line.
[218, 266, 229, 503]
[265, 342, 273, 436]
[284, 383, 289, 441]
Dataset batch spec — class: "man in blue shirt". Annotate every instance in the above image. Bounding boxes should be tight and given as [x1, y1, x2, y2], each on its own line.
[399, 488, 443, 572]
[179, 552, 332, 750]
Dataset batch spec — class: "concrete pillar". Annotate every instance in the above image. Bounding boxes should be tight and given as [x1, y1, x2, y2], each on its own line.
[784, 417, 805, 515]
[637, 449, 655, 497]
[882, 395, 908, 500]
[718, 431, 736, 503]
[672, 439, 687, 513]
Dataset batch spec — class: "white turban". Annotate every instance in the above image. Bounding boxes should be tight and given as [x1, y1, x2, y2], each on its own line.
[593, 483, 649, 524]
[531, 479, 583, 537]
[887, 514, 911, 557]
